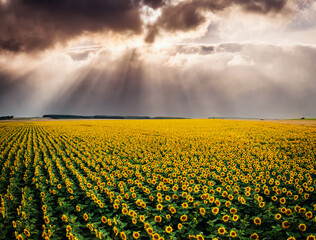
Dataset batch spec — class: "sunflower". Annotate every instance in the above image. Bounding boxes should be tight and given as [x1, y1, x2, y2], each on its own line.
[188, 235, 195, 240]
[200, 208, 206, 215]
[299, 208, 306, 213]
[146, 227, 154, 235]
[155, 216, 162, 223]
[23, 229, 30, 237]
[232, 215, 239, 221]
[178, 223, 183, 230]
[120, 232, 127, 240]
[212, 207, 219, 215]
[144, 223, 150, 229]
[305, 211, 313, 219]
[280, 197, 286, 204]
[157, 204, 163, 210]
[307, 235, 316, 240]
[16, 235, 24, 240]
[218, 227, 226, 235]
[254, 217, 261, 225]
[165, 226, 173, 234]
[282, 221, 290, 229]
[66, 225, 72, 232]
[299, 223, 306, 232]
[140, 215, 145, 222]
[87, 223, 93, 232]
[44, 216, 50, 224]
[62, 214, 68, 222]
[222, 215, 229, 222]
[230, 230, 237, 238]
[287, 237, 296, 240]
[180, 214, 188, 222]
[275, 213, 281, 220]
[197, 234, 204, 240]
[250, 233, 259, 240]
[230, 208, 237, 214]
[285, 209, 292, 216]
[225, 201, 231, 207]
[153, 233, 160, 240]
[170, 207, 176, 214]
[259, 202, 265, 208]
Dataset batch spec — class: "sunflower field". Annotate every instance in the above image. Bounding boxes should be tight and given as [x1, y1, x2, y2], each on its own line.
[0, 119, 315, 240]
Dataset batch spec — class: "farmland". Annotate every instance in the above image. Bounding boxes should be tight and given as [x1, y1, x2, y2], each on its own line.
[0, 119, 315, 240]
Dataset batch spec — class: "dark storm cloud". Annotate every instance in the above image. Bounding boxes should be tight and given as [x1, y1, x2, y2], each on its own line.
[143, 0, 165, 9]
[145, 0, 287, 42]
[0, 0, 289, 51]
[0, 0, 145, 52]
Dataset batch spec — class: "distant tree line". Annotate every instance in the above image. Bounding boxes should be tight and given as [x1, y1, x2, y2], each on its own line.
[43, 114, 187, 120]
[0, 116, 14, 120]
[43, 114, 151, 119]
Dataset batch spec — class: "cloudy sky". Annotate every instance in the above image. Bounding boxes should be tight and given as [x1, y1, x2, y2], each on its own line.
[0, 0, 316, 118]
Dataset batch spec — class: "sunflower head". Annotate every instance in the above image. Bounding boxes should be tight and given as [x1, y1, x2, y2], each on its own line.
[197, 234, 204, 240]
[230, 230, 237, 238]
[307, 235, 316, 240]
[165, 226, 173, 234]
[275, 213, 281, 220]
[299, 223, 306, 232]
[254, 217, 261, 225]
[250, 233, 259, 240]
[218, 227, 226, 235]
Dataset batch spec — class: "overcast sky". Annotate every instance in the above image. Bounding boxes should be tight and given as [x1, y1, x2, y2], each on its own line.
[1, 0, 316, 118]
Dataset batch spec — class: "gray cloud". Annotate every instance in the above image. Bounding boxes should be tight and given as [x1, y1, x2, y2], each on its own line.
[145, 0, 288, 42]
[0, 0, 289, 52]
[0, 0, 145, 52]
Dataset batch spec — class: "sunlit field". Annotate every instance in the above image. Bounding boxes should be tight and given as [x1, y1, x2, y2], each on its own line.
[0, 119, 315, 240]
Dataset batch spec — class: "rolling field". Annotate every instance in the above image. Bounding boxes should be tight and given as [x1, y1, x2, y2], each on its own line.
[0, 119, 315, 240]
